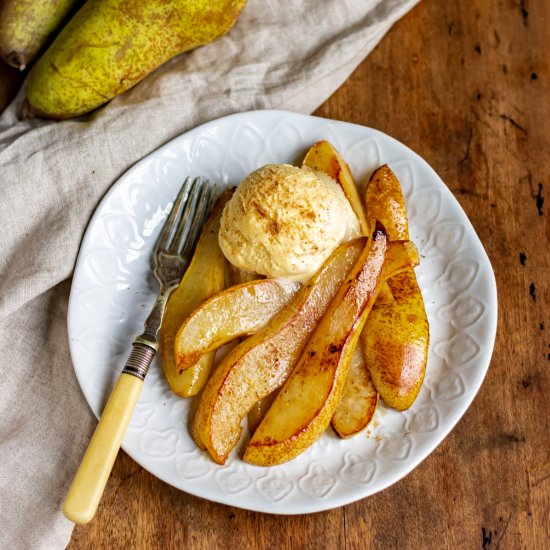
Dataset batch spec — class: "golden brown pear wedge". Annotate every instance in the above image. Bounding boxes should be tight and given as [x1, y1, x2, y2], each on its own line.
[159, 191, 230, 398]
[331, 345, 378, 439]
[192, 238, 367, 464]
[25, 0, 247, 119]
[303, 140, 369, 235]
[365, 165, 410, 240]
[174, 279, 300, 371]
[362, 165, 429, 411]
[244, 226, 389, 466]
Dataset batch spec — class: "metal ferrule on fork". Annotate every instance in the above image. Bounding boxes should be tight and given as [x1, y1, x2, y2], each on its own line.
[121, 343, 156, 381]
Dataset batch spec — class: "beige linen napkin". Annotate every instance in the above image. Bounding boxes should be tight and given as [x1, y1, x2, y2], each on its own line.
[0, 1, 419, 548]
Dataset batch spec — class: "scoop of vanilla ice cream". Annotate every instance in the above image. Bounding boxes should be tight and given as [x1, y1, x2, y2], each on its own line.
[218, 164, 361, 283]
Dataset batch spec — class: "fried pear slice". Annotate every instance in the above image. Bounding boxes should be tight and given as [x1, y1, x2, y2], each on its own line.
[192, 238, 367, 464]
[244, 226, 389, 466]
[159, 191, 231, 398]
[331, 345, 378, 439]
[362, 165, 429, 410]
[365, 164, 410, 240]
[174, 279, 301, 372]
[302, 140, 369, 235]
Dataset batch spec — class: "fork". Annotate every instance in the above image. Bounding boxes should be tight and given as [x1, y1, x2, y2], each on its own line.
[63, 177, 217, 524]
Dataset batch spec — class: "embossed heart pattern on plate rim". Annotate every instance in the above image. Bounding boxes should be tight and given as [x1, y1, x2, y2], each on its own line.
[68, 110, 498, 514]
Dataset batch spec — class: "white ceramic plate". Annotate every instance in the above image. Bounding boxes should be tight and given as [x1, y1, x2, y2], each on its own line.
[68, 110, 497, 514]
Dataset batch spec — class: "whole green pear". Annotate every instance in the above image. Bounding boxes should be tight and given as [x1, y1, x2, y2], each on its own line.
[26, 0, 247, 119]
[0, 0, 80, 70]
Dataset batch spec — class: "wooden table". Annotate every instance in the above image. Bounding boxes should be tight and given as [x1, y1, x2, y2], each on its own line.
[69, 0, 549, 547]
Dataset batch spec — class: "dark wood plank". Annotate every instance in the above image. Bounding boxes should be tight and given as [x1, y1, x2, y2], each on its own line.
[70, 0, 549, 547]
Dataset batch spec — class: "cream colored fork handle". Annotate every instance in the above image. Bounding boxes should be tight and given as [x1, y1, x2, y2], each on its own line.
[63, 373, 142, 524]
[63, 348, 150, 525]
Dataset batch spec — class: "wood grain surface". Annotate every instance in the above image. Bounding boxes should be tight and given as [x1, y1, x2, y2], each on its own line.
[69, 0, 549, 548]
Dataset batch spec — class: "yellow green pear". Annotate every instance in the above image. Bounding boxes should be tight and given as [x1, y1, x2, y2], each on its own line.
[0, 0, 80, 70]
[26, 0, 247, 119]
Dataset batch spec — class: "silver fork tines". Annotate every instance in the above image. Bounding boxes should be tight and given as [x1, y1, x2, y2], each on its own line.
[179, 180, 217, 257]
[155, 177, 216, 288]
[156, 176, 194, 254]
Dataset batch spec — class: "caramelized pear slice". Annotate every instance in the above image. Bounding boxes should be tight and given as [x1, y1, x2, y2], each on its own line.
[363, 165, 429, 410]
[365, 165, 410, 240]
[244, 227, 388, 466]
[174, 279, 300, 372]
[362, 271, 429, 411]
[302, 140, 369, 235]
[331, 345, 378, 438]
[192, 238, 366, 464]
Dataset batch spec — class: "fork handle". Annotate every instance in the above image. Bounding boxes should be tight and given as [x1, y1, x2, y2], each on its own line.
[63, 343, 156, 524]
